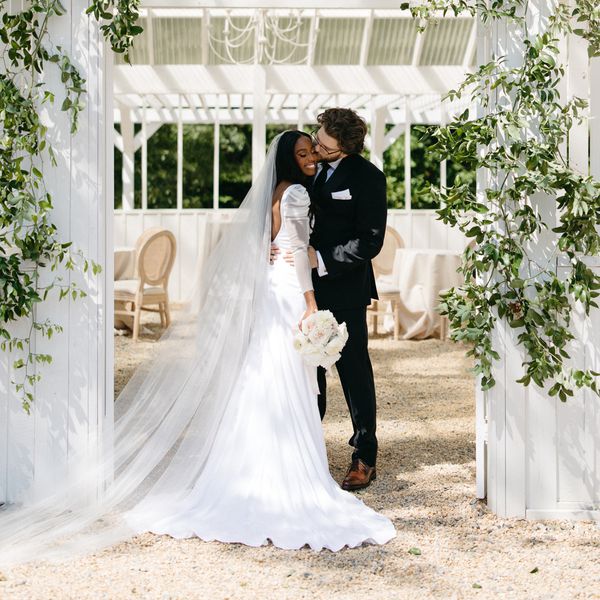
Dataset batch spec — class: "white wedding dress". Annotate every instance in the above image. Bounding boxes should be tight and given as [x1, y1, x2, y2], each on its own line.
[125, 184, 396, 551]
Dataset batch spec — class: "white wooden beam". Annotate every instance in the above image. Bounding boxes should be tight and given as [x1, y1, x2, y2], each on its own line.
[141, 100, 148, 210]
[591, 58, 600, 180]
[297, 95, 306, 130]
[412, 29, 425, 66]
[201, 8, 209, 64]
[114, 65, 471, 96]
[213, 100, 220, 210]
[307, 10, 318, 66]
[440, 99, 447, 197]
[115, 105, 446, 127]
[567, 28, 589, 175]
[133, 122, 163, 151]
[359, 9, 373, 67]
[463, 18, 477, 68]
[113, 131, 123, 153]
[185, 93, 203, 122]
[404, 98, 412, 214]
[383, 121, 406, 150]
[369, 100, 386, 171]
[177, 95, 183, 210]
[142, 1, 421, 8]
[252, 65, 267, 181]
[120, 106, 135, 211]
[146, 8, 155, 65]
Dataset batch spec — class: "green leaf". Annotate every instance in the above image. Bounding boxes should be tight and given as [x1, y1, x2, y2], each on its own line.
[408, 547, 421, 556]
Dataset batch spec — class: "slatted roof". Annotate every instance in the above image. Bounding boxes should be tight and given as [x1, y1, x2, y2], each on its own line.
[118, 9, 476, 67]
[114, 6, 476, 122]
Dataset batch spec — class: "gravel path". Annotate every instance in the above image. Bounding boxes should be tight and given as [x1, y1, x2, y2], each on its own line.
[1, 318, 599, 599]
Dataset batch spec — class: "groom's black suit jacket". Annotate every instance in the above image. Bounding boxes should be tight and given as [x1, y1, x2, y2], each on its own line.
[309, 153, 387, 310]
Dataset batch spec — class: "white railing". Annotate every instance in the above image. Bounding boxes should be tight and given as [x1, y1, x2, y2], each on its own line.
[113, 208, 468, 303]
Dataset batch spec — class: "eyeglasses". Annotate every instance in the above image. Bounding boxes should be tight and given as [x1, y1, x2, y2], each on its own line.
[311, 130, 341, 156]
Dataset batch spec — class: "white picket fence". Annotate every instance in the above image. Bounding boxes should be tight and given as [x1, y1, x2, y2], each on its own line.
[113, 208, 468, 303]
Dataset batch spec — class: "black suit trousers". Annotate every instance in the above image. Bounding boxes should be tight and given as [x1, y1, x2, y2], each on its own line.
[317, 307, 377, 467]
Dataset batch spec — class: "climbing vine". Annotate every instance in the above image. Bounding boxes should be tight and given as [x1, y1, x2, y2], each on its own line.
[403, 0, 600, 401]
[0, 0, 141, 412]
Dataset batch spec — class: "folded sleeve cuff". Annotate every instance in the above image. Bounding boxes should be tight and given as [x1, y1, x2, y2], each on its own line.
[316, 251, 328, 277]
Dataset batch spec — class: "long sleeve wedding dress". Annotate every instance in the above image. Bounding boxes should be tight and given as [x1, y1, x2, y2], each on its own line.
[124, 184, 396, 551]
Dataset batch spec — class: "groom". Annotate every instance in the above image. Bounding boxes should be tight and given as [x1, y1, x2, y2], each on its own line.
[307, 108, 387, 491]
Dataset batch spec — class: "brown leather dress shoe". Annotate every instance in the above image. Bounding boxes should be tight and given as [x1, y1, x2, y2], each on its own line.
[341, 459, 376, 491]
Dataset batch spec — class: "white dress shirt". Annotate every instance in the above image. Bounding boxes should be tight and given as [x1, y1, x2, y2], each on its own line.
[315, 158, 344, 276]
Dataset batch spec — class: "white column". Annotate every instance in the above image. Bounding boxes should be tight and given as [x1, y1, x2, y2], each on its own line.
[141, 98, 148, 210]
[1, 0, 113, 502]
[119, 105, 135, 211]
[213, 99, 220, 210]
[369, 101, 386, 171]
[252, 65, 267, 182]
[404, 99, 411, 212]
[439, 98, 447, 198]
[567, 26, 589, 176]
[177, 94, 183, 210]
[404, 97, 412, 245]
[297, 95, 306, 131]
[591, 58, 600, 180]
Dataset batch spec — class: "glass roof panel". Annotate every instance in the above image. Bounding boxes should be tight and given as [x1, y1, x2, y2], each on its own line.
[419, 18, 473, 65]
[154, 17, 204, 64]
[115, 17, 150, 64]
[367, 18, 418, 65]
[313, 18, 365, 65]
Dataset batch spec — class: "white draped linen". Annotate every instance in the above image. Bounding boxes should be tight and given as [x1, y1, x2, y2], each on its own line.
[390, 248, 463, 340]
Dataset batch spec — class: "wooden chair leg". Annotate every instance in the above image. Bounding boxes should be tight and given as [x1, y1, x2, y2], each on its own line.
[440, 315, 448, 341]
[164, 300, 171, 327]
[393, 301, 400, 341]
[132, 304, 142, 342]
[159, 302, 166, 328]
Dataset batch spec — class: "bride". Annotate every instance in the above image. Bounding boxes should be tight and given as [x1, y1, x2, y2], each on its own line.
[0, 131, 395, 563]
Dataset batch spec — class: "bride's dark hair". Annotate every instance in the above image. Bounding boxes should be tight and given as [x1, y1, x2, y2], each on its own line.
[275, 130, 312, 185]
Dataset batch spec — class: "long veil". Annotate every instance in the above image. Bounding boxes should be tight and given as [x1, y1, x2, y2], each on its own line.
[0, 134, 284, 565]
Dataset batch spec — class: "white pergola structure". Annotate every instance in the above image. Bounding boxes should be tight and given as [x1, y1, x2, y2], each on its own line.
[3, 0, 598, 524]
[113, 4, 476, 211]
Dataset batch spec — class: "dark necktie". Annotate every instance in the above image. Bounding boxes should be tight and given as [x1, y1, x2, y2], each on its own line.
[313, 164, 331, 192]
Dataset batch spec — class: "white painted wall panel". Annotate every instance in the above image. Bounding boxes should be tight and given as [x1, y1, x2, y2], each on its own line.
[113, 209, 468, 302]
[483, 1, 600, 520]
[0, 3, 111, 503]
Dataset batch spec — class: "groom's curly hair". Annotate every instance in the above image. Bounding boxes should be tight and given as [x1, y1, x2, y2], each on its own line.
[317, 108, 368, 154]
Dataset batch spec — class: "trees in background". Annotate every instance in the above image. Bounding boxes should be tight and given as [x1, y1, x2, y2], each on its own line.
[115, 123, 474, 209]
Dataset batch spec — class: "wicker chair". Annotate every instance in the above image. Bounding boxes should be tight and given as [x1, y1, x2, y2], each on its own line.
[368, 226, 404, 340]
[114, 227, 177, 341]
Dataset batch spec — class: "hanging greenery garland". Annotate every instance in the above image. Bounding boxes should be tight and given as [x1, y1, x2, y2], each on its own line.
[0, 0, 141, 412]
[402, 0, 600, 401]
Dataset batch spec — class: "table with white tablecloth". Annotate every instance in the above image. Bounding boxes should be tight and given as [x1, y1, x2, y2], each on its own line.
[114, 246, 136, 329]
[114, 246, 136, 280]
[389, 248, 463, 340]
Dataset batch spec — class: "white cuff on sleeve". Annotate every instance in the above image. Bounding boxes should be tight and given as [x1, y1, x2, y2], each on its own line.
[316, 251, 328, 277]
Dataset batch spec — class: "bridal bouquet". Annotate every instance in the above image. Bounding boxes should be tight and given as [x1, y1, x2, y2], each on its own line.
[293, 310, 349, 370]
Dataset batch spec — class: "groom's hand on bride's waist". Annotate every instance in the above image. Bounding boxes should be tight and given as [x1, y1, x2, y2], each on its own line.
[270, 243, 281, 265]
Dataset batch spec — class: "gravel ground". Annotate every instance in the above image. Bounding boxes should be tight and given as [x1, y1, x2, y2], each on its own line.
[1, 316, 599, 599]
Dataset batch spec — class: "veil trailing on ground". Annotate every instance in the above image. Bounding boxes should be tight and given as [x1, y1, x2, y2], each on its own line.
[0, 134, 286, 565]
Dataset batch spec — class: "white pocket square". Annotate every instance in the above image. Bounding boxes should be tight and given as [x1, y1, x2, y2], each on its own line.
[331, 189, 352, 200]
